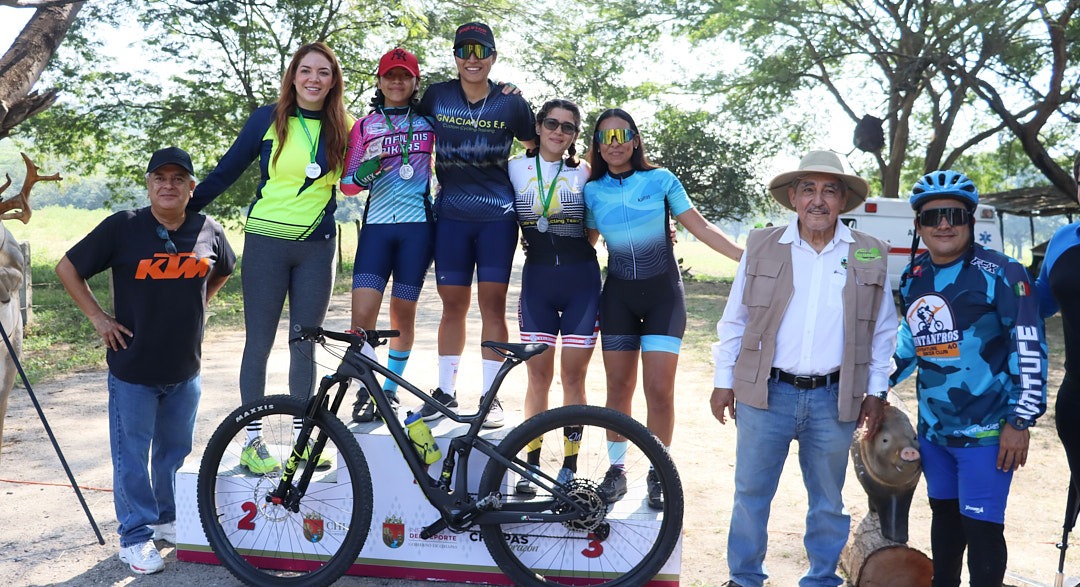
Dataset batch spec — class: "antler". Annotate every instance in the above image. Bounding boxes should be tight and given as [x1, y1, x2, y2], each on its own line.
[0, 153, 62, 224]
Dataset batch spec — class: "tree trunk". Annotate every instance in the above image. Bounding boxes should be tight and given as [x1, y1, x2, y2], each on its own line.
[0, 1, 84, 139]
[841, 511, 932, 586]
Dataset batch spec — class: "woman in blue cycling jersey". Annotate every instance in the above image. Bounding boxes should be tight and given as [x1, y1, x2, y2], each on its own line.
[507, 99, 598, 493]
[584, 108, 741, 509]
[341, 48, 436, 423]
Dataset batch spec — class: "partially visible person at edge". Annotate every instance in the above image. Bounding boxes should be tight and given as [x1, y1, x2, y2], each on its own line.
[1036, 153, 1080, 562]
[187, 42, 351, 475]
[584, 108, 742, 510]
[416, 22, 537, 429]
[56, 147, 234, 576]
[507, 98, 598, 495]
[893, 170, 1046, 587]
[710, 150, 896, 587]
[340, 47, 435, 423]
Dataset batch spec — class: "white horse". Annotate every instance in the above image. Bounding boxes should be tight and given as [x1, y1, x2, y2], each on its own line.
[0, 153, 60, 456]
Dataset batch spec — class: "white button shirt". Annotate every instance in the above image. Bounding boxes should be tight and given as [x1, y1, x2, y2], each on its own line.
[712, 220, 897, 392]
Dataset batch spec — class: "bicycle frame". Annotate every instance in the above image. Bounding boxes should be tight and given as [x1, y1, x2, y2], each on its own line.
[281, 329, 590, 538]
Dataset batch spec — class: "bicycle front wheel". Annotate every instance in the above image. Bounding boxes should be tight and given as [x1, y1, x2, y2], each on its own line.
[197, 395, 372, 587]
[478, 405, 684, 586]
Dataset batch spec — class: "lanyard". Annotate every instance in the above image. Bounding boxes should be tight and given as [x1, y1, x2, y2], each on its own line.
[295, 108, 319, 165]
[535, 155, 564, 219]
[382, 108, 413, 166]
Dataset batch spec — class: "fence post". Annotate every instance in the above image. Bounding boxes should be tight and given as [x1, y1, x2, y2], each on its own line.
[19, 241, 31, 326]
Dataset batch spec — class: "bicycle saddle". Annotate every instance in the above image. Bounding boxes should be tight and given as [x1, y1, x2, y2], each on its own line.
[480, 341, 549, 360]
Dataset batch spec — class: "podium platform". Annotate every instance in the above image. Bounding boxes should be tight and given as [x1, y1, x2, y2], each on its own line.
[175, 417, 682, 585]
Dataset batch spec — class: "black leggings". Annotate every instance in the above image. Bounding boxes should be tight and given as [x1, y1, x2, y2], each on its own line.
[1057, 374, 1080, 503]
[929, 498, 1007, 587]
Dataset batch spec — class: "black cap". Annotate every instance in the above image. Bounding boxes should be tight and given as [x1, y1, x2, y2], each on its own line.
[146, 146, 194, 175]
[454, 22, 495, 49]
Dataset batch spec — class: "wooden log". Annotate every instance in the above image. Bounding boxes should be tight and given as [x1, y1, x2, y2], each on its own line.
[842, 511, 932, 586]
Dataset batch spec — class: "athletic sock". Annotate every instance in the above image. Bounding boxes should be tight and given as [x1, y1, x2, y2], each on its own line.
[438, 355, 460, 397]
[246, 421, 262, 444]
[481, 359, 502, 396]
[607, 440, 628, 469]
[526, 437, 543, 466]
[563, 425, 582, 471]
[383, 349, 410, 395]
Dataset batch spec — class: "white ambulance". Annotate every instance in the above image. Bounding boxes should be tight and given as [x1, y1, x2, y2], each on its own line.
[838, 197, 1004, 290]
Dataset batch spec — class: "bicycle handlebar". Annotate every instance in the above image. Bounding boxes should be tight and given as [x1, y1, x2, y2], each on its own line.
[289, 325, 400, 347]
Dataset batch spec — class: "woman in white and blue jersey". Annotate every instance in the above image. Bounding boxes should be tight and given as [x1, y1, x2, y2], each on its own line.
[507, 99, 598, 493]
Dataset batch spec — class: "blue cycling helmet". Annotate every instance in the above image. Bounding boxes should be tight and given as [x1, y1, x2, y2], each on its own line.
[909, 170, 979, 210]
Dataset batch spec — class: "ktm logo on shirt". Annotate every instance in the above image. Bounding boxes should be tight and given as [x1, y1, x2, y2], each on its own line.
[136, 253, 212, 280]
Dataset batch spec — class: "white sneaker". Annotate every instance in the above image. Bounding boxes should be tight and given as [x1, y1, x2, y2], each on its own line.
[151, 521, 176, 544]
[482, 396, 505, 429]
[119, 539, 164, 574]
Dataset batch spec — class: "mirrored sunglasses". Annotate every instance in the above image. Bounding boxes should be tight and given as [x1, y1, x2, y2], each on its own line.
[453, 43, 493, 60]
[541, 118, 578, 135]
[156, 224, 178, 255]
[917, 207, 970, 227]
[596, 128, 637, 145]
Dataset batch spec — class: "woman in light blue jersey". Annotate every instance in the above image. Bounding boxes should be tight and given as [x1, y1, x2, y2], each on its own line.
[584, 108, 741, 509]
[341, 48, 436, 423]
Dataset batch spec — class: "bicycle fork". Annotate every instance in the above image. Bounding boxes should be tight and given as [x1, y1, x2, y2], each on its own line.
[268, 373, 351, 512]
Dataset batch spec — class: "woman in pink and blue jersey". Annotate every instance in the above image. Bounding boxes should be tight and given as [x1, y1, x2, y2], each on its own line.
[341, 48, 436, 422]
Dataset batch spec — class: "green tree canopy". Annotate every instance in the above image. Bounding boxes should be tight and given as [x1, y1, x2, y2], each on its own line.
[603, 0, 1080, 204]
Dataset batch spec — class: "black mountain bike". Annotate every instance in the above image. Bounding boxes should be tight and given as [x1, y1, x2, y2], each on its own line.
[197, 326, 683, 587]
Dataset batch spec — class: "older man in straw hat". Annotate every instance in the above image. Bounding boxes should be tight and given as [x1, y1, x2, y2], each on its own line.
[709, 150, 898, 587]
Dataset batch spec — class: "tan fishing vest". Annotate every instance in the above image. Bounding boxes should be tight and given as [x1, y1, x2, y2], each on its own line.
[731, 225, 889, 422]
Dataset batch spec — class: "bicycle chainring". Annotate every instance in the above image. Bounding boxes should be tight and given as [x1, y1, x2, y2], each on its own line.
[555, 478, 607, 532]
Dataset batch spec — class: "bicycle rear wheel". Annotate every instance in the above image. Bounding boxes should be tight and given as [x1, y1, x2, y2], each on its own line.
[197, 395, 372, 587]
[478, 405, 684, 586]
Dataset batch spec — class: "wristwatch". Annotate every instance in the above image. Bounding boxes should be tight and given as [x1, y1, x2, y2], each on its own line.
[867, 390, 888, 401]
[1005, 414, 1032, 431]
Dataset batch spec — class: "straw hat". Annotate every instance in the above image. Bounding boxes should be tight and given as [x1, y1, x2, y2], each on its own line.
[768, 150, 869, 213]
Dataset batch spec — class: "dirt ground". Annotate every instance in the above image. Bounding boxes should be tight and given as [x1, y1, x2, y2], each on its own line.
[0, 262, 1076, 587]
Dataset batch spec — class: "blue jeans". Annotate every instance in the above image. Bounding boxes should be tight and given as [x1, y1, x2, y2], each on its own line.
[108, 372, 200, 547]
[727, 379, 858, 587]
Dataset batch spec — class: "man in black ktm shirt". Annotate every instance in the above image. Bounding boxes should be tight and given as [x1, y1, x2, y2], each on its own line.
[56, 147, 234, 575]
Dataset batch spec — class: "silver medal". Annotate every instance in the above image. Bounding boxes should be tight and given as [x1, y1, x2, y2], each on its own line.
[537, 216, 549, 233]
[399, 164, 415, 180]
[305, 163, 322, 179]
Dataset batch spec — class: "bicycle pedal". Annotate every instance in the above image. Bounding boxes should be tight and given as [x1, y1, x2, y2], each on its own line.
[419, 519, 448, 540]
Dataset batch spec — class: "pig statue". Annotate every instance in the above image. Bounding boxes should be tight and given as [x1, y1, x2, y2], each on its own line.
[851, 403, 922, 543]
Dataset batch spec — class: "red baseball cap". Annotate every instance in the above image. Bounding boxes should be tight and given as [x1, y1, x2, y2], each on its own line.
[378, 48, 420, 78]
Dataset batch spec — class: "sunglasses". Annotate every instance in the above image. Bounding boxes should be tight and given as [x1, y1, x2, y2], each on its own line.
[541, 118, 578, 135]
[453, 43, 494, 60]
[917, 207, 971, 227]
[596, 128, 637, 145]
[156, 224, 178, 255]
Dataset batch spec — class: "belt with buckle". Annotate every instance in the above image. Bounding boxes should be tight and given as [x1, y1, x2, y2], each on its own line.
[771, 368, 841, 389]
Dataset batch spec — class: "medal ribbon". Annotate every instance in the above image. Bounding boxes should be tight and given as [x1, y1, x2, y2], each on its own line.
[382, 108, 413, 167]
[295, 108, 319, 167]
[534, 155, 564, 221]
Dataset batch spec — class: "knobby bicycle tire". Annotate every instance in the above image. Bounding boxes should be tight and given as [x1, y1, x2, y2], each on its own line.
[197, 395, 373, 587]
[478, 405, 684, 586]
